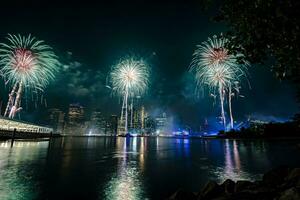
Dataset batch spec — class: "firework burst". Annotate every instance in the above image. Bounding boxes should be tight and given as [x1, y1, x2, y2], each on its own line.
[110, 57, 149, 97]
[0, 34, 60, 118]
[191, 35, 248, 129]
[110, 57, 150, 135]
[0, 34, 59, 90]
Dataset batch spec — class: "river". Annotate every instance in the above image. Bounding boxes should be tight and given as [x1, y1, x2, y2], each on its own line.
[1, 137, 300, 199]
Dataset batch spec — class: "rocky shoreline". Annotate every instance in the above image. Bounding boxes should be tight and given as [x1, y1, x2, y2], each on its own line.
[168, 166, 300, 200]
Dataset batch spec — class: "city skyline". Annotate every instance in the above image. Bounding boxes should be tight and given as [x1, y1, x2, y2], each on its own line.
[47, 103, 174, 136]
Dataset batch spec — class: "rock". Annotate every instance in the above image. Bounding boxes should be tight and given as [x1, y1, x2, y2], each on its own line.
[234, 180, 255, 192]
[199, 180, 223, 199]
[221, 179, 235, 194]
[232, 186, 275, 200]
[168, 167, 300, 200]
[263, 166, 289, 187]
[297, 179, 300, 188]
[255, 186, 275, 194]
[278, 187, 300, 200]
[168, 188, 197, 200]
[209, 195, 229, 200]
[231, 191, 258, 200]
[286, 168, 300, 185]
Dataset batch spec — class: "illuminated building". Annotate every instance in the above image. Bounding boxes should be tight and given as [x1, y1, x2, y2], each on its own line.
[118, 97, 147, 135]
[67, 103, 85, 135]
[154, 112, 173, 136]
[140, 106, 146, 129]
[68, 103, 84, 124]
[144, 116, 156, 134]
[48, 108, 65, 134]
[116, 94, 148, 135]
[155, 112, 167, 132]
[90, 110, 107, 135]
[199, 118, 209, 135]
[130, 107, 136, 129]
[130, 104, 147, 134]
[108, 115, 118, 135]
[132, 107, 140, 130]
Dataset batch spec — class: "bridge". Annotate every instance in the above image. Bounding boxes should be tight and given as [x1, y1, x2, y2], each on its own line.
[0, 116, 54, 139]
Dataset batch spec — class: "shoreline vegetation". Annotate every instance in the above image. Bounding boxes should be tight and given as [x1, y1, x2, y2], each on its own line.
[217, 120, 300, 139]
[168, 166, 300, 200]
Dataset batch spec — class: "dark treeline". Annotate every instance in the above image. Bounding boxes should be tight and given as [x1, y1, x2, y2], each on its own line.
[218, 120, 300, 138]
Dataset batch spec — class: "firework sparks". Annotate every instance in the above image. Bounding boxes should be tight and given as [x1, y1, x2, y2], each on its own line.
[110, 58, 149, 97]
[110, 57, 150, 135]
[0, 34, 60, 118]
[191, 35, 248, 130]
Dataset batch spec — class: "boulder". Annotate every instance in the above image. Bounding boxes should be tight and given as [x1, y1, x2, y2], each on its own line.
[278, 187, 300, 200]
[208, 195, 229, 200]
[286, 168, 300, 186]
[263, 166, 289, 187]
[168, 188, 197, 200]
[231, 191, 259, 200]
[221, 179, 235, 194]
[234, 180, 255, 192]
[232, 186, 275, 200]
[168, 167, 300, 200]
[199, 180, 223, 199]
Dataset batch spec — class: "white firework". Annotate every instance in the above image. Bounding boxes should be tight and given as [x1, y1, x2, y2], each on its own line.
[191, 35, 248, 130]
[0, 34, 60, 118]
[110, 57, 150, 135]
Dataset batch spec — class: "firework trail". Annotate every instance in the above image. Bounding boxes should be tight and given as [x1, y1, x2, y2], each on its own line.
[0, 34, 59, 118]
[110, 57, 149, 135]
[191, 35, 248, 130]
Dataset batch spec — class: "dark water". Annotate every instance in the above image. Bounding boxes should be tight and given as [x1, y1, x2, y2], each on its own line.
[1, 137, 300, 200]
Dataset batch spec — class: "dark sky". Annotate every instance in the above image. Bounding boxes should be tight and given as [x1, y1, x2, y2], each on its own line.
[0, 1, 298, 128]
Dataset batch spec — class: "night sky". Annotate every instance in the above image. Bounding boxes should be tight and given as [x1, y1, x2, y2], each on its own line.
[0, 1, 298, 128]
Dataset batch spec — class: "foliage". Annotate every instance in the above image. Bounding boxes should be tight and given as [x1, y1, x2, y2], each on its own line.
[216, 0, 300, 81]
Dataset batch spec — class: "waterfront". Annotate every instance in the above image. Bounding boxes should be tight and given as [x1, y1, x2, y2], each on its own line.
[1, 137, 300, 200]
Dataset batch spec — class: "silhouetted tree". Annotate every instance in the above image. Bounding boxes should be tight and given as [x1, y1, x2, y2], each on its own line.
[215, 0, 300, 82]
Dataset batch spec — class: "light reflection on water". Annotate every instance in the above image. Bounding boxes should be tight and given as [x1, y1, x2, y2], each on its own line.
[0, 141, 49, 200]
[103, 137, 147, 200]
[103, 162, 145, 200]
[211, 140, 259, 182]
[0, 137, 300, 199]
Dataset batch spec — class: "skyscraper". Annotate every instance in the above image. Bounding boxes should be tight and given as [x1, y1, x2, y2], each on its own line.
[90, 110, 107, 135]
[140, 106, 146, 129]
[48, 108, 65, 134]
[132, 105, 146, 132]
[118, 96, 146, 135]
[129, 101, 146, 133]
[144, 116, 156, 135]
[155, 112, 169, 135]
[108, 115, 118, 136]
[67, 103, 85, 135]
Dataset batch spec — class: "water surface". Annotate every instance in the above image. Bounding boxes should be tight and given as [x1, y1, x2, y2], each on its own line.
[1, 137, 300, 200]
